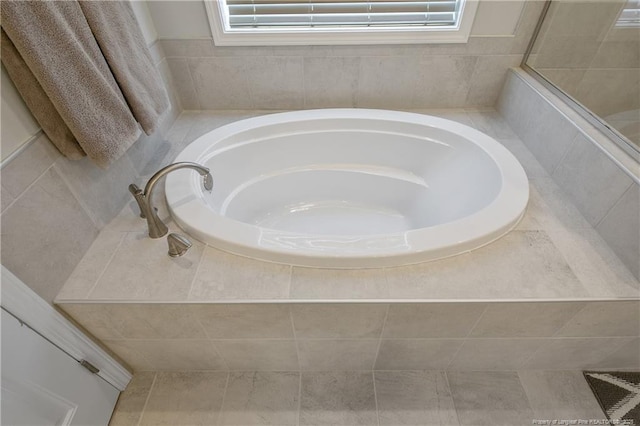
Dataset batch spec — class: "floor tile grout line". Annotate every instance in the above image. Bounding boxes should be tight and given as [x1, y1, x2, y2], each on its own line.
[443, 371, 462, 426]
[215, 371, 231, 425]
[296, 370, 302, 426]
[372, 370, 381, 426]
[136, 371, 157, 426]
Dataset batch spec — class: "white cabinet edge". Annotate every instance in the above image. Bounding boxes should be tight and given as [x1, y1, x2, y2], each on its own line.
[1, 266, 132, 391]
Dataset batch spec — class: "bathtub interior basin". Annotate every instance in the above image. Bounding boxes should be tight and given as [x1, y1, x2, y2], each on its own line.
[166, 109, 529, 268]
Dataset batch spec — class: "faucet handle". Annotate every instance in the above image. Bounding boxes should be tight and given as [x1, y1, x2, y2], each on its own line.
[203, 172, 213, 191]
[167, 233, 192, 257]
[128, 184, 146, 218]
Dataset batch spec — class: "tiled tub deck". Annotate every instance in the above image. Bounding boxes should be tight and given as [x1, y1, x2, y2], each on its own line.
[55, 109, 640, 373]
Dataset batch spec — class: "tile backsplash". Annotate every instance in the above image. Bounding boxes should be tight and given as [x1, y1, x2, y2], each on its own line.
[159, 0, 544, 110]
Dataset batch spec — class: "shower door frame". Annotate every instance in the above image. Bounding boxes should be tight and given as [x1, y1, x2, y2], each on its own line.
[520, 0, 640, 160]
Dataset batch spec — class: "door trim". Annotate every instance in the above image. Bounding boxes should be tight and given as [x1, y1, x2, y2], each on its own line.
[1, 266, 132, 391]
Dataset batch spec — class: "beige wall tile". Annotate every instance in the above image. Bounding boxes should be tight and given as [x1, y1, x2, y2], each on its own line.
[292, 304, 387, 338]
[597, 184, 640, 280]
[375, 339, 463, 370]
[61, 303, 206, 340]
[524, 337, 635, 370]
[1, 168, 98, 303]
[383, 303, 486, 338]
[555, 301, 640, 337]
[412, 56, 478, 108]
[470, 302, 585, 338]
[189, 57, 254, 109]
[303, 57, 359, 108]
[466, 55, 522, 106]
[448, 338, 545, 370]
[356, 56, 421, 109]
[297, 339, 379, 371]
[166, 58, 200, 110]
[245, 56, 304, 109]
[196, 303, 293, 339]
[1, 133, 60, 198]
[108, 339, 227, 371]
[552, 133, 634, 226]
[214, 339, 299, 371]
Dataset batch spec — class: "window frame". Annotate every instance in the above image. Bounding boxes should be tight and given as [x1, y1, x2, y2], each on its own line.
[204, 0, 480, 46]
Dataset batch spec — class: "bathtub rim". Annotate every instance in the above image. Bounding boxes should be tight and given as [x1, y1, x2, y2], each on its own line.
[166, 108, 530, 268]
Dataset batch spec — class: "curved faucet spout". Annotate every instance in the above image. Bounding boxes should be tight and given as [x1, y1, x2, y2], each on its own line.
[129, 162, 213, 239]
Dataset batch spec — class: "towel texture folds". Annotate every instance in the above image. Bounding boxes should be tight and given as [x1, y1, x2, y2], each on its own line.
[1, 1, 169, 168]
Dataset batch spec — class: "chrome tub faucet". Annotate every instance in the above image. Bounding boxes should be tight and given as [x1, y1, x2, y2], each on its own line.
[129, 162, 213, 239]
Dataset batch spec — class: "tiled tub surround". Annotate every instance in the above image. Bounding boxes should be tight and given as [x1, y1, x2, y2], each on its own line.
[56, 109, 639, 372]
[0, 40, 183, 304]
[60, 301, 640, 372]
[498, 68, 640, 280]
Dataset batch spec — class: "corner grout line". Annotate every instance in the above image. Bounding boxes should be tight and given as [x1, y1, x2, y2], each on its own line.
[185, 245, 207, 301]
[593, 181, 634, 230]
[215, 371, 231, 426]
[371, 304, 391, 372]
[296, 369, 302, 426]
[464, 302, 490, 338]
[549, 130, 579, 177]
[2, 162, 56, 214]
[184, 57, 203, 110]
[550, 301, 589, 338]
[136, 371, 157, 426]
[442, 302, 491, 370]
[52, 161, 104, 230]
[372, 370, 381, 426]
[443, 371, 461, 425]
[86, 232, 128, 300]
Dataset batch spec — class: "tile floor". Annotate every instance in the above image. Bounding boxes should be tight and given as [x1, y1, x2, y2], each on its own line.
[109, 369, 608, 426]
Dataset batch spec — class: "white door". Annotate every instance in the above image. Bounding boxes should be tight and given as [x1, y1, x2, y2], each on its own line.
[1, 308, 120, 425]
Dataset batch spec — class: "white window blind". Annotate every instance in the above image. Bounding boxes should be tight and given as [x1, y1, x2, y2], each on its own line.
[223, 0, 463, 29]
[205, 0, 478, 45]
[617, 0, 640, 27]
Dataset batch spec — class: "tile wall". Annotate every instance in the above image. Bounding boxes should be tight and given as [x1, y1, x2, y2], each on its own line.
[59, 301, 640, 372]
[159, 1, 544, 110]
[498, 68, 640, 279]
[0, 41, 181, 303]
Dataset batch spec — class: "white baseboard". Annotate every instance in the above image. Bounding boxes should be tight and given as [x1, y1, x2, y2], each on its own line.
[1, 266, 132, 391]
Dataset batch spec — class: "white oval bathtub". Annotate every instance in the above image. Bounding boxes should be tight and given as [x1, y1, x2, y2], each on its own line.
[166, 109, 529, 268]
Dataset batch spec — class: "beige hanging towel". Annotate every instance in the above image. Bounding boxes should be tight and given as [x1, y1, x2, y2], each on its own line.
[1, 1, 169, 168]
